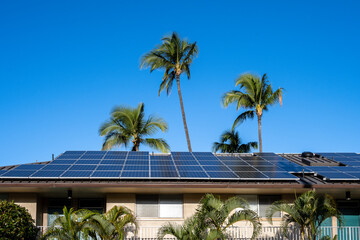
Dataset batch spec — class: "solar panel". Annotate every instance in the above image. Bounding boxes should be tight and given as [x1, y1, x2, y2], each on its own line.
[202, 165, 230, 171]
[68, 165, 97, 171]
[197, 160, 224, 166]
[151, 171, 179, 178]
[207, 171, 238, 179]
[262, 171, 299, 180]
[176, 165, 203, 172]
[178, 171, 208, 178]
[41, 165, 71, 171]
[76, 160, 101, 165]
[31, 171, 64, 178]
[61, 171, 93, 178]
[91, 171, 121, 178]
[150, 155, 172, 160]
[121, 171, 149, 178]
[124, 160, 148, 165]
[13, 165, 45, 170]
[220, 160, 248, 166]
[150, 160, 174, 166]
[123, 165, 149, 171]
[173, 160, 199, 166]
[96, 165, 123, 171]
[226, 166, 257, 172]
[0, 170, 9, 176]
[2, 170, 37, 177]
[234, 171, 268, 179]
[215, 156, 241, 161]
[151, 165, 177, 171]
[49, 160, 77, 165]
[254, 166, 285, 172]
[316, 171, 358, 180]
[100, 160, 125, 165]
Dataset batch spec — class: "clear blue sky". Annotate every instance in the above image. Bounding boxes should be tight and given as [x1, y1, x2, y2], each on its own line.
[0, 0, 359, 165]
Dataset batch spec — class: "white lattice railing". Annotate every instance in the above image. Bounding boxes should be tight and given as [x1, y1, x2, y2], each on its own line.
[37, 226, 360, 240]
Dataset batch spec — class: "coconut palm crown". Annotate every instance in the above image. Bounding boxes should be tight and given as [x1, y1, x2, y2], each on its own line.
[213, 130, 258, 153]
[223, 73, 283, 152]
[140, 32, 198, 152]
[99, 102, 169, 152]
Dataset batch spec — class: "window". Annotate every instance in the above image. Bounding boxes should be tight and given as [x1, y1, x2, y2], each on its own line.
[136, 194, 183, 218]
[47, 199, 72, 226]
[78, 199, 104, 213]
[237, 195, 258, 213]
[259, 195, 281, 217]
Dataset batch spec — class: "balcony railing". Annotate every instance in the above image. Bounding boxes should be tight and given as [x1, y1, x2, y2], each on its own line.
[37, 226, 360, 240]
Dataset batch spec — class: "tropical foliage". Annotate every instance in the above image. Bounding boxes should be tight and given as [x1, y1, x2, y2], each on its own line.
[223, 73, 283, 152]
[99, 102, 169, 152]
[213, 130, 258, 153]
[42, 206, 136, 240]
[158, 194, 261, 240]
[266, 190, 343, 240]
[140, 32, 198, 152]
[0, 200, 38, 240]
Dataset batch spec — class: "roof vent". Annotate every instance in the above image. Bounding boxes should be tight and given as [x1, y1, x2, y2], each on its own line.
[301, 152, 314, 158]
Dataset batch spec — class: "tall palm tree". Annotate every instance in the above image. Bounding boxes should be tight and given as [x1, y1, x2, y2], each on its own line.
[196, 194, 262, 240]
[99, 102, 170, 152]
[41, 207, 96, 240]
[266, 190, 343, 240]
[223, 73, 283, 152]
[213, 130, 258, 153]
[140, 32, 198, 152]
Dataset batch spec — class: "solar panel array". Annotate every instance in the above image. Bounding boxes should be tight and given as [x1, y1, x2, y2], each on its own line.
[0, 151, 304, 181]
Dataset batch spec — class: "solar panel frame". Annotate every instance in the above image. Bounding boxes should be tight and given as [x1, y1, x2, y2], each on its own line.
[234, 171, 269, 180]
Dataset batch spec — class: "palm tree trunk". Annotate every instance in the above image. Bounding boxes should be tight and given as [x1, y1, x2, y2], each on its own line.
[257, 114, 262, 152]
[176, 75, 192, 152]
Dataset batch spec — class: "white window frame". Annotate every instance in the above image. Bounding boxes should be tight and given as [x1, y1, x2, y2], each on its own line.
[136, 194, 183, 218]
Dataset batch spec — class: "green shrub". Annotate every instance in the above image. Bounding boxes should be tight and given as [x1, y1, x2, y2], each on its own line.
[0, 200, 38, 240]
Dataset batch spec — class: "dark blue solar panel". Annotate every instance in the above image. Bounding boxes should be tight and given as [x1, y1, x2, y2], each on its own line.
[262, 171, 299, 180]
[342, 161, 360, 166]
[254, 166, 285, 172]
[316, 171, 358, 180]
[76, 160, 101, 165]
[173, 160, 199, 166]
[307, 166, 335, 172]
[0, 170, 9, 176]
[150, 160, 174, 166]
[151, 171, 179, 178]
[125, 160, 148, 165]
[207, 171, 238, 179]
[220, 160, 248, 166]
[197, 160, 224, 166]
[226, 166, 257, 172]
[172, 152, 195, 161]
[63, 151, 86, 155]
[178, 171, 208, 178]
[41, 165, 71, 171]
[2, 170, 37, 177]
[345, 172, 360, 178]
[203, 165, 230, 171]
[69, 165, 97, 171]
[329, 166, 360, 172]
[234, 171, 268, 179]
[280, 165, 309, 172]
[56, 155, 81, 160]
[123, 165, 149, 171]
[79, 155, 104, 159]
[151, 165, 176, 171]
[96, 165, 123, 171]
[121, 171, 149, 178]
[49, 160, 77, 165]
[255, 152, 278, 156]
[150, 155, 172, 160]
[214, 156, 240, 161]
[127, 151, 149, 156]
[126, 156, 149, 160]
[91, 171, 121, 178]
[14, 165, 45, 170]
[62, 171, 93, 178]
[31, 171, 64, 177]
[176, 165, 203, 172]
[100, 160, 125, 165]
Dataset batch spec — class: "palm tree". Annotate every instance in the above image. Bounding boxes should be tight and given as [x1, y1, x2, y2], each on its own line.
[99, 102, 170, 152]
[196, 194, 261, 240]
[88, 206, 137, 240]
[140, 32, 198, 152]
[42, 207, 96, 240]
[213, 130, 258, 153]
[223, 73, 283, 152]
[266, 190, 343, 240]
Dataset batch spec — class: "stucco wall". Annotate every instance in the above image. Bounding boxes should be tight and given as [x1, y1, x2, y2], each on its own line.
[9, 193, 37, 223]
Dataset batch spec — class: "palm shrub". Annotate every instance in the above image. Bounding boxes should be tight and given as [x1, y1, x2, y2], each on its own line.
[141, 32, 198, 152]
[223, 73, 283, 152]
[42, 207, 96, 240]
[266, 190, 343, 240]
[196, 194, 262, 240]
[99, 102, 169, 152]
[0, 200, 38, 240]
[213, 130, 258, 153]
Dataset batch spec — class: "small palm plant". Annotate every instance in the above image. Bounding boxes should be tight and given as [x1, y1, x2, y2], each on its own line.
[99, 102, 170, 152]
[266, 190, 343, 240]
[88, 206, 137, 240]
[41, 207, 96, 240]
[213, 130, 258, 153]
[196, 194, 261, 240]
[223, 73, 283, 152]
[140, 32, 198, 152]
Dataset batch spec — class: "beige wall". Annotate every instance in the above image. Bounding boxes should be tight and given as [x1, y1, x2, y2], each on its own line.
[9, 193, 38, 223]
